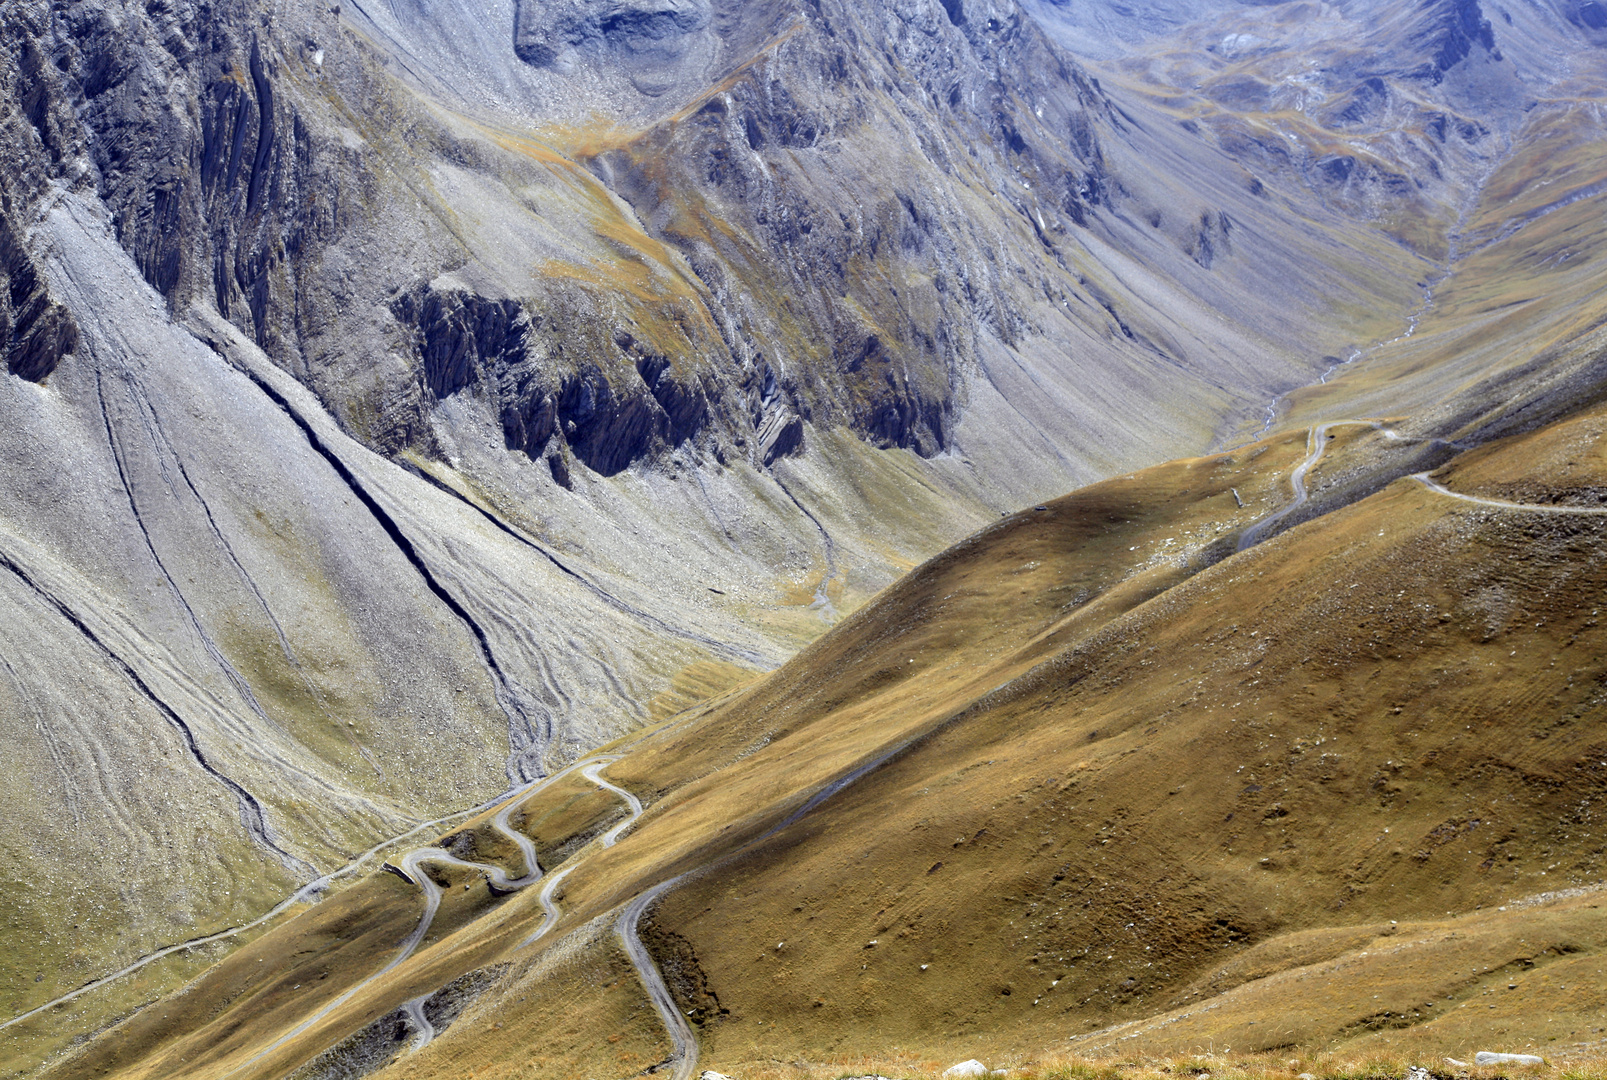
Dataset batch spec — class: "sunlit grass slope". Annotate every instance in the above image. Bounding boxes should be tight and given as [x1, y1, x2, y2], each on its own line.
[34, 405, 1607, 1080]
[625, 410, 1607, 1073]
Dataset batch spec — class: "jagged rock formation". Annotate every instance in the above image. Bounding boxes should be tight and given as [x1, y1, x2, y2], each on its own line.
[4, 0, 1424, 485]
[0, 217, 77, 383]
[0, 10, 80, 384]
[513, 0, 717, 96]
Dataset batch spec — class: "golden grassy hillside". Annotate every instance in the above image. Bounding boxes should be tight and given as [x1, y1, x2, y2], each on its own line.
[26, 396, 1607, 1080]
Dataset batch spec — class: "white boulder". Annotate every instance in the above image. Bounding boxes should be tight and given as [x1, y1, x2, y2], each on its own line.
[944, 1061, 988, 1078]
[1475, 1052, 1544, 1066]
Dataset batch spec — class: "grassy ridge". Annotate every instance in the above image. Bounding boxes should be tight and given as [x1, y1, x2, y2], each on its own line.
[35, 401, 1607, 1079]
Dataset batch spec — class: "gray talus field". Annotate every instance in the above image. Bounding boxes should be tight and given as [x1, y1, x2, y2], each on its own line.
[0, 189, 778, 1031]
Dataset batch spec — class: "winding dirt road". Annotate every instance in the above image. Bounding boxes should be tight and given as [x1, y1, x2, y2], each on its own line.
[1236, 420, 1475, 552]
[603, 716, 991, 1080]
[1236, 422, 1349, 551]
[618, 876, 701, 1080]
[255, 749, 654, 1068]
[1411, 472, 1607, 514]
[0, 798, 498, 1036]
[582, 760, 645, 843]
[408, 757, 645, 1046]
[226, 754, 630, 1074]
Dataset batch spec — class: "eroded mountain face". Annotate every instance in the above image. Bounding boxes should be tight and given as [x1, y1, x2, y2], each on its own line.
[512, 0, 718, 93]
[5, 0, 1420, 483]
[5, 0, 1605, 1069]
[1028, 0, 1607, 259]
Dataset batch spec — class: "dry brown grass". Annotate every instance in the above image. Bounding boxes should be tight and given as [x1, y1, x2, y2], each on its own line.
[35, 407, 1607, 1080]
[708, 1049, 1607, 1080]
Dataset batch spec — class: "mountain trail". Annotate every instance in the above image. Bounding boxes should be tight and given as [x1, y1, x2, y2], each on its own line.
[1410, 473, 1607, 514]
[619, 876, 702, 1080]
[248, 752, 651, 1067]
[0, 794, 499, 1034]
[225, 755, 619, 1074]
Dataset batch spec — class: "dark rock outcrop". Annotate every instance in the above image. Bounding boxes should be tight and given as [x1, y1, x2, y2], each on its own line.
[503, 385, 562, 463]
[636, 353, 709, 446]
[544, 357, 705, 476]
[514, 0, 715, 94]
[394, 289, 530, 402]
[1414, 0, 1498, 81]
[756, 407, 805, 466]
[1574, 0, 1607, 29]
[0, 214, 79, 383]
[554, 365, 659, 477]
[1332, 76, 1392, 127]
[394, 285, 714, 477]
[0, 7, 83, 385]
[1186, 210, 1233, 270]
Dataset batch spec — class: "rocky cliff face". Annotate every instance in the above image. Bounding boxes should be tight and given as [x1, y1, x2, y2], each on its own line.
[8, 0, 1585, 490]
[0, 8, 81, 385]
[3, 0, 1420, 485]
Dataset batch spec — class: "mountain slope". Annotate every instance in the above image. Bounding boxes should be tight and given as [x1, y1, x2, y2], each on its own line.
[6, 0, 1607, 1073]
[27, 390, 1607, 1079]
[0, 0, 1448, 1030]
[1029, 0, 1606, 273]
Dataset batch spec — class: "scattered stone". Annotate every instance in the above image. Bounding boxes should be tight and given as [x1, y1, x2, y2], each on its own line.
[699, 1072, 737, 1080]
[943, 1061, 988, 1078]
[1408, 1067, 1430, 1080]
[1297, 1074, 1315, 1079]
[1445, 1059, 1470, 1069]
[1475, 1052, 1544, 1066]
